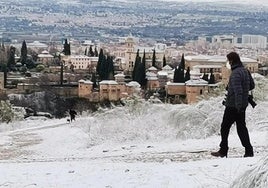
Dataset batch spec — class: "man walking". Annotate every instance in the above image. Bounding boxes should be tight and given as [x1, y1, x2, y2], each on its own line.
[211, 52, 254, 158]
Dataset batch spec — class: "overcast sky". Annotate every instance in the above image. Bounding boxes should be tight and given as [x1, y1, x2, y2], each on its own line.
[160, 0, 268, 5]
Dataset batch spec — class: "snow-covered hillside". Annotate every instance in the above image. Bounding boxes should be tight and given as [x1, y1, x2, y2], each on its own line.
[0, 76, 267, 187]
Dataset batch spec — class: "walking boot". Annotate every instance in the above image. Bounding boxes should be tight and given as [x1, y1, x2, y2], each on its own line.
[244, 148, 254, 157]
[211, 148, 228, 158]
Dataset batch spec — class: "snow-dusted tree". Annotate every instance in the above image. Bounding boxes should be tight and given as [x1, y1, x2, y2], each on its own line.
[0, 100, 15, 123]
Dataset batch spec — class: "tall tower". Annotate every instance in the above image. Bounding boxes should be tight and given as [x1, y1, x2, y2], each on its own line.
[125, 35, 136, 73]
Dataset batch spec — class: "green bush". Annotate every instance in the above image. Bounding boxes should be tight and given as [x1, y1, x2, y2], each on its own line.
[36, 64, 45, 72]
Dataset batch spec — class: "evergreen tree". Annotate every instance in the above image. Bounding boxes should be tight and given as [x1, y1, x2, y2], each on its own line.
[7, 46, 16, 71]
[152, 48, 156, 68]
[139, 50, 147, 88]
[96, 48, 104, 80]
[21, 40, 27, 66]
[185, 67, 190, 81]
[132, 49, 140, 81]
[179, 53, 185, 70]
[202, 72, 209, 81]
[96, 49, 112, 80]
[60, 61, 64, 85]
[63, 39, 71, 55]
[173, 67, 180, 83]
[132, 49, 146, 87]
[107, 56, 115, 80]
[84, 48, 87, 56]
[208, 68, 215, 84]
[177, 68, 185, 83]
[136, 56, 146, 88]
[142, 50, 146, 65]
[94, 46, 98, 57]
[174, 54, 185, 83]
[163, 55, 166, 67]
[89, 45, 94, 57]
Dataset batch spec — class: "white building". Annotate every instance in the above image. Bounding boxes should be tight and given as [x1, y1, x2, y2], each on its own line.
[63, 55, 97, 70]
[242, 35, 267, 49]
[37, 50, 54, 66]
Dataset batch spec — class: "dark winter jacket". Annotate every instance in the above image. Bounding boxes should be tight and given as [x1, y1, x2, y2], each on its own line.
[225, 63, 252, 111]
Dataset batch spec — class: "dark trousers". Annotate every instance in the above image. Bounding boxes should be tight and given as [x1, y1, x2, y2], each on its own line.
[220, 107, 252, 152]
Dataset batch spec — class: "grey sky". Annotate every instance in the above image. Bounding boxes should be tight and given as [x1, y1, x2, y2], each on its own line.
[160, 0, 268, 6]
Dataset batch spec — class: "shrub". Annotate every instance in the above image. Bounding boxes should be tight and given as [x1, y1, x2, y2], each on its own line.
[0, 100, 15, 123]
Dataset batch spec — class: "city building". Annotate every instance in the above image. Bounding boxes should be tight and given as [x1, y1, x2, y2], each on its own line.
[242, 35, 267, 49]
[185, 55, 258, 74]
[37, 50, 54, 66]
[62, 55, 98, 71]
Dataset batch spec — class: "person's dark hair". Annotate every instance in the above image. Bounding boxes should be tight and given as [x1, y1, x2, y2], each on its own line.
[227, 52, 242, 64]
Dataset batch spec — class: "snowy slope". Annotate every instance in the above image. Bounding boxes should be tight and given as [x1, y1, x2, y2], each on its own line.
[0, 76, 268, 187]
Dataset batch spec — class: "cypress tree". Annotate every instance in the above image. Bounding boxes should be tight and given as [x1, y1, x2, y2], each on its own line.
[21, 40, 27, 66]
[7, 46, 16, 71]
[177, 68, 185, 83]
[163, 55, 166, 68]
[107, 56, 115, 80]
[132, 49, 140, 81]
[202, 72, 209, 81]
[89, 45, 94, 57]
[180, 53, 185, 70]
[142, 50, 146, 65]
[140, 50, 147, 88]
[152, 48, 156, 68]
[63, 39, 71, 55]
[133, 49, 146, 87]
[60, 61, 63, 85]
[96, 49, 108, 80]
[175, 54, 185, 83]
[96, 48, 104, 79]
[208, 68, 215, 84]
[84, 48, 87, 56]
[94, 46, 98, 57]
[137, 56, 146, 88]
[185, 67, 190, 81]
[173, 67, 180, 83]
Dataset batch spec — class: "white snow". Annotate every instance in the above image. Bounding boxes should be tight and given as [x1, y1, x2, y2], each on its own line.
[0, 79, 268, 187]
